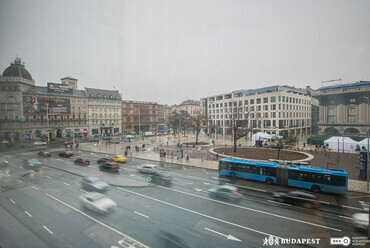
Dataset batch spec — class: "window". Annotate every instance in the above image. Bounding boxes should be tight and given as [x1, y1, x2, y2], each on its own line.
[347, 105, 357, 123]
[327, 106, 336, 123]
[263, 105, 268, 111]
[263, 97, 268, 103]
[271, 96, 276, 103]
[250, 99, 254, 104]
[244, 100, 248, 105]
[256, 98, 261, 104]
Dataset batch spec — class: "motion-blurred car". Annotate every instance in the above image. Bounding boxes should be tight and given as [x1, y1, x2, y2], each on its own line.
[208, 185, 242, 203]
[74, 158, 91, 165]
[23, 158, 42, 168]
[79, 192, 116, 214]
[155, 224, 207, 248]
[62, 141, 73, 145]
[81, 177, 109, 192]
[0, 157, 9, 166]
[87, 138, 99, 142]
[59, 151, 74, 158]
[112, 155, 127, 163]
[138, 164, 158, 174]
[37, 151, 52, 157]
[34, 141, 47, 146]
[97, 157, 113, 164]
[149, 173, 173, 186]
[99, 162, 119, 173]
[273, 191, 319, 208]
[352, 213, 369, 232]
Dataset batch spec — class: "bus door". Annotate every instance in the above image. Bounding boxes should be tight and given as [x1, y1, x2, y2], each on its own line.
[276, 165, 288, 185]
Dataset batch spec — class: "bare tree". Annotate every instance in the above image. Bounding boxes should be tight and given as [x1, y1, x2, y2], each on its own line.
[229, 102, 252, 153]
[188, 113, 206, 145]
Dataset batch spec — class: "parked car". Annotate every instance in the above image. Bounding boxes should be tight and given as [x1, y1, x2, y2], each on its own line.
[112, 155, 127, 163]
[97, 157, 113, 164]
[87, 138, 99, 142]
[74, 158, 91, 165]
[37, 151, 52, 157]
[81, 177, 109, 192]
[273, 191, 319, 208]
[23, 158, 42, 168]
[79, 192, 116, 214]
[102, 137, 112, 141]
[125, 135, 135, 139]
[138, 164, 158, 174]
[59, 151, 74, 158]
[208, 185, 242, 203]
[99, 162, 119, 173]
[352, 213, 369, 232]
[34, 141, 47, 146]
[150, 173, 173, 186]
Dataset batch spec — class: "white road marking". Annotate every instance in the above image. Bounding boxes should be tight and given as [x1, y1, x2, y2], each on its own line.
[212, 177, 229, 181]
[203, 182, 210, 185]
[130, 174, 135, 177]
[18, 179, 23, 183]
[4, 155, 12, 158]
[315, 200, 330, 205]
[80, 189, 87, 193]
[88, 165, 93, 168]
[117, 187, 281, 239]
[134, 211, 149, 219]
[177, 180, 193, 185]
[194, 188, 208, 193]
[268, 200, 292, 207]
[339, 215, 353, 220]
[46, 193, 149, 248]
[9, 199, 15, 204]
[227, 184, 266, 192]
[25, 211, 32, 217]
[63, 182, 70, 186]
[359, 201, 369, 211]
[31, 186, 39, 191]
[204, 227, 241, 242]
[342, 205, 365, 211]
[43, 225, 53, 234]
[154, 185, 341, 232]
[46, 176, 52, 179]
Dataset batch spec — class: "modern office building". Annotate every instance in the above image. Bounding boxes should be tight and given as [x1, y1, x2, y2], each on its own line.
[201, 85, 312, 138]
[86, 88, 122, 136]
[121, 100, 164, 133]
[312, 81, 370, 137]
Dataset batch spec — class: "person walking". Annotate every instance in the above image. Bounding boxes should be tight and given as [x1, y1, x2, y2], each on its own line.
[186, 154, 190, 162]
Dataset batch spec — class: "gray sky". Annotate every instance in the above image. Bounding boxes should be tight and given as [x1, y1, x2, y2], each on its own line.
[1, 0, 370, 105]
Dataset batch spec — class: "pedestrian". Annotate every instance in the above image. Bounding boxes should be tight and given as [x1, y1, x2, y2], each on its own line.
[186, 154, 190, 161]
[76, 143, 79, 149]
[167, 141, 169, 146]
[216, 153, 219, 159]
[303, 142, 306, 148]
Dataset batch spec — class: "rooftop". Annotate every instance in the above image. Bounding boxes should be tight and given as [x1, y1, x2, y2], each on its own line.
[317, 81, 370, 90]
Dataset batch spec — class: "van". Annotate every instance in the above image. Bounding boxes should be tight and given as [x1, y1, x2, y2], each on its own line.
[138, 164, 158, 174]
[144, 132, 155, 137]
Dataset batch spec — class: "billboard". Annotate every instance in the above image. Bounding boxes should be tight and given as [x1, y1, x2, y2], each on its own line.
[47, 83, 73, 94]
[23, 96, 71, 115]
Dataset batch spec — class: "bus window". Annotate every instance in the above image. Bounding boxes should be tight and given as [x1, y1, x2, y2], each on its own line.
[331, 175, 346, 186]
[253, 166, 261, 175]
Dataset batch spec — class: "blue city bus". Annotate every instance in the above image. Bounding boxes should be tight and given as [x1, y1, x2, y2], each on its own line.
[218, 158, 348, 194]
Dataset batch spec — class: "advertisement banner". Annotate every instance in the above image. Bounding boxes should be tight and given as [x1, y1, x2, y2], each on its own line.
[47, 83, 73, 94]
[23, 96, 71, 115]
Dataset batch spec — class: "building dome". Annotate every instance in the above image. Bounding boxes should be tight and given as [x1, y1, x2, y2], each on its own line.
[2, 58, 33, 80]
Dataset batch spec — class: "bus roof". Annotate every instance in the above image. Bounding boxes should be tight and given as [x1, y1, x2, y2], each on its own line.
[288, 165, 348, 176]
[220, 157, 277, 167]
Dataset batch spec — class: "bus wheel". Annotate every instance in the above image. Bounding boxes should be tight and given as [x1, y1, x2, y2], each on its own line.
[311, 185, 320, 193]
[229, 173, 236, 179]
[265, 178, 273, 185]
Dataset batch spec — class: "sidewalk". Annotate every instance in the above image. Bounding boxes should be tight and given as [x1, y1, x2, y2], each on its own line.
[80, 140, 370, 193]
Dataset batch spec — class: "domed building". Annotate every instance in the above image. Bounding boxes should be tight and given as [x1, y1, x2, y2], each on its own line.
[0, 58, 35, 142]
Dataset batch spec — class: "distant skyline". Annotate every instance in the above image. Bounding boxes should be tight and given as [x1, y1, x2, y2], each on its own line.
[1, 0, 370, 105]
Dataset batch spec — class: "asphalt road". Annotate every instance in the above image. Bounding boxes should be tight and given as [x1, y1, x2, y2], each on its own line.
[0, 148, 369, 248]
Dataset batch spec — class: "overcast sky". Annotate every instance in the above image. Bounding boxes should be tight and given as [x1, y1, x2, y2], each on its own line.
[0, 0, 369, 105]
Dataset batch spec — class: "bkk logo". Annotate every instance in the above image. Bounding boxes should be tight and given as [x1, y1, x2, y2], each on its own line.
[330, 236, 351, 247]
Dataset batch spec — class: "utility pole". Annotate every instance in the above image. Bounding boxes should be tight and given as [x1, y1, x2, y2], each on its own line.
[46, 103, 50, 142]
[361, 97, 370, 193]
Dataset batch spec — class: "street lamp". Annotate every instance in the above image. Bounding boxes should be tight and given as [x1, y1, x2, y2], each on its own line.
[46, 103, 50, 142]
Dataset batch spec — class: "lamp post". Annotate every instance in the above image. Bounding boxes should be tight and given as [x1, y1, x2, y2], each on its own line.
[46, 103, 50, 142]
[361, 97, 369, 193]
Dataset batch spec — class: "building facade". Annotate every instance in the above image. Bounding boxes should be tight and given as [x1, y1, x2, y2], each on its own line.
[121, 100, 164, 133]
[170, 100, 200, 116]
[201, 85, 312, 138]
[86, 88, 122, 136]
[313, 81, 370, 137]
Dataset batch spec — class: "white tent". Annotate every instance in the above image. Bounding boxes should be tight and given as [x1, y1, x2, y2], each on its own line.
[358, 138, 370, 150]
[324, 136, 358, 151]
[252, 132, 272, 145]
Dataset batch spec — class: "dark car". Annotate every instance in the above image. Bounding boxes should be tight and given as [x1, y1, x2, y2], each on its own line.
[99, 162, 119, 173]
[102, 137, 112, 141]
[23, 158, 42, 169]
[74, 158, 91, 165]
[37, 151, 52, 157]
[273, 191, 319, 208]
[97, 158, 113, 164]
[59, 151, 74, 158]
[87, 138, 99, 142]
[150, 173, 173, 186]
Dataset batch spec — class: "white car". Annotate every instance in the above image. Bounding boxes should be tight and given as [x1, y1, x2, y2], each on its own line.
[79, 192, 116, 214]
[34, 141, 47, 146]
[138, 164, 158, 174]
[352, 213, 369, 231]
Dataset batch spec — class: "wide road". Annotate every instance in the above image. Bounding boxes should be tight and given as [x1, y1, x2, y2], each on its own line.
[0, 149, 367, 248]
